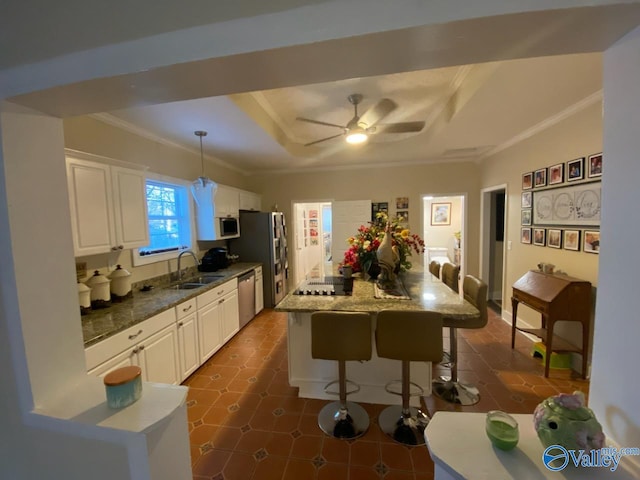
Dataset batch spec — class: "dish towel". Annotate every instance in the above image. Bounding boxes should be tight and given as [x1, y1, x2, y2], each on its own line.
[374, 279, 411, 300]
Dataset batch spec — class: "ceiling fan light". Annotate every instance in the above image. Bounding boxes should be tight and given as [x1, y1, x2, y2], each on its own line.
[345, 130, 368, 145]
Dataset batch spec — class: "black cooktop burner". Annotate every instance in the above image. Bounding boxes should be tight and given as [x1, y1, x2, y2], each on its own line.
[293, 276, 352, 296]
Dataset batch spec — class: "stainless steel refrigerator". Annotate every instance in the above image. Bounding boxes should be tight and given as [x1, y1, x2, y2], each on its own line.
[232, 211, 289, 308]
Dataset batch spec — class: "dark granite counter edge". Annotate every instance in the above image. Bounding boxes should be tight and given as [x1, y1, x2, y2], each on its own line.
[82, 262, 261, 348]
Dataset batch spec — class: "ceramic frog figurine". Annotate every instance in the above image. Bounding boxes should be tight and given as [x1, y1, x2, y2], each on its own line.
[533, 391, 605, 451]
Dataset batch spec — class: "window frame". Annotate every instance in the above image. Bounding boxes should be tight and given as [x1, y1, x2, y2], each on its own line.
[131, 173, 195, 267]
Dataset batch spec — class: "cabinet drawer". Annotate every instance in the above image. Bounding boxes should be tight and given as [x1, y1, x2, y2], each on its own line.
[85, 308, 176, 371]
[176, 298, 197, 320]
[197, 278, 238, 309]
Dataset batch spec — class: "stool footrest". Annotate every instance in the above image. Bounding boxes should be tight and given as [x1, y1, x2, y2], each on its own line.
[384, 379, 424, 397]
[323, 379, 360, 397]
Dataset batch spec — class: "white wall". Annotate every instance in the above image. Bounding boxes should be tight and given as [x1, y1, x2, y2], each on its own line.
[591, 26, 640, 472]
[423, 196, 463, 260]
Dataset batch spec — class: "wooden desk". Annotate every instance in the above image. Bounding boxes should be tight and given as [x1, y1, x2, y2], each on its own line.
[511, 270, 591, 378]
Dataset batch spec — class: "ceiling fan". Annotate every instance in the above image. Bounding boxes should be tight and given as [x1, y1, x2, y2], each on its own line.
[296, 93, 425, 147]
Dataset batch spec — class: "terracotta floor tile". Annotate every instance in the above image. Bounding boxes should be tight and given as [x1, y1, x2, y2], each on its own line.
[283, 458, 317, 480]
[186, 308, 590, 479]
[223, 451, 257, 480]
[252, 455, 288, 480]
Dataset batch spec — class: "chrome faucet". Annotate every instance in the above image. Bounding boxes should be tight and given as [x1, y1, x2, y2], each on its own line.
[177, 250, 200, 280]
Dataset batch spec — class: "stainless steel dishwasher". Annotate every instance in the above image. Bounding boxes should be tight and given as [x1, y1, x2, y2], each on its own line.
[238, 270, 256, 329]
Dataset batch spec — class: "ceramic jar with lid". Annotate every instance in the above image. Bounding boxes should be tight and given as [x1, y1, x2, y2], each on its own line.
[109, 264, 132, 301]
[85, 270, 111, 309]
[78, 282, 91, 315]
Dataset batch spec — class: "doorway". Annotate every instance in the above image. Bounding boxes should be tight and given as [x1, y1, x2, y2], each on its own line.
[292, 201, 332, 286]
[480, 186, 507, 314]
[422, 195, 465, 279]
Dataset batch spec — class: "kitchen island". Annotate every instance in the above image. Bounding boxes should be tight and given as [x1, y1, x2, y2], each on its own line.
[275, 265, 479, 405]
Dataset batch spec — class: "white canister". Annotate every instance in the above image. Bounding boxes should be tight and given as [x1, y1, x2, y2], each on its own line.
[86, 270, 111, 308]
[109, 264, 132, 301]
[78, 282, 91, 315]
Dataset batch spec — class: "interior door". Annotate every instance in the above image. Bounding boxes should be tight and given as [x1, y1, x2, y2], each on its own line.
[331, 200, 371, 267]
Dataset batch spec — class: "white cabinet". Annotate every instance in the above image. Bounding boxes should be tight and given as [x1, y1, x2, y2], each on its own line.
[215, 184, 240, 218]
[254, 266, 264, 314]
[67, 156, 148, 256]
[197, 278, 238, 363]
[239, 190, 261, 212]
[86, 309, 180, 384]
[220, 289, 239, 343]
[176, 299, 199, 381]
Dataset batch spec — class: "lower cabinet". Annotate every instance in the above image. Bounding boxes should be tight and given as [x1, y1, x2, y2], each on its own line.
[255, 266, 264, 314]
[176, 299, 200, 382]
[87, 277, 242, 384]
[86, 309, 180, 384]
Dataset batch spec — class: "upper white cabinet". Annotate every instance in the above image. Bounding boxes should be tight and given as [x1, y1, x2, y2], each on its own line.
[239, 190, 261, 212]
[66, 156, 149, 256]
[215, 184, 240, 218]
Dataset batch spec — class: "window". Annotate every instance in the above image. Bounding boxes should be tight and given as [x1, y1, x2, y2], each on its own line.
[132, 176, 193, 266]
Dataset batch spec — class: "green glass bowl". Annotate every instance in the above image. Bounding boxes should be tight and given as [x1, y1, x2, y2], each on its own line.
[486, 411, 519, 451]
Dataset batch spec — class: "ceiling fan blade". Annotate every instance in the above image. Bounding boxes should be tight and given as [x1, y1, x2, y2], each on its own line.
[359, 98, 397, 128]
[296, 117, 345, 129]
[304, 132, 344, 147]
[373, 121, 425, 134]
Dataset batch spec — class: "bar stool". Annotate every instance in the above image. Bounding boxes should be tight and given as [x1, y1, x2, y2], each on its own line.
[376, 310, 443, 446]
[440, 262, 460, 293]
[311, 311, 372, 439]
[429, 260, 441, 278]
[433, 275, 488, 405]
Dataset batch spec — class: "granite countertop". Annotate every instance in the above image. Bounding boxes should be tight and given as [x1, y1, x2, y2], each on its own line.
[275, 264, 479, 321]
[81, 262, 260, 347]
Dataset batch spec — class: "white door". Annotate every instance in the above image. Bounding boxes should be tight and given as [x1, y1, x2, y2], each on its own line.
[220, 290, 239, 343]
[138, 323, 180, 385]
[331, 200, 371, 268]
[177, 313, 200, 381]
[198, 301, 222, 363]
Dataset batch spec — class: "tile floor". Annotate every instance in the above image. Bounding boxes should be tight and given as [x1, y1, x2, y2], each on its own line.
[186, 307, 589, 479]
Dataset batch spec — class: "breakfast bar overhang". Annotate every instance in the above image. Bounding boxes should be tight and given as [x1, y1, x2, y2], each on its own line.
[275, 266, 480, 405]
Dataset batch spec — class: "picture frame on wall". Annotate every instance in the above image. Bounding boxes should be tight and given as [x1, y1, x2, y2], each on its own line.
[548, 163, 564, 185]
[567, 157, 585, 182]
[371, 202, 389, 221]
[522, 172, 533, 190]
[584, 230, 600, 253]
[521, 191, 532, 208]
[563, 230, 580, 251]
[521, 228, 532, 244]
[521, 209, 532, 226]
[397, 210, 409, 222]
[534, 168, 547, 188]
[547, 229, 562, 248]
[431, 203, 451, 225]
[588, 153, 603, 178]
[533, 228, 546, 246]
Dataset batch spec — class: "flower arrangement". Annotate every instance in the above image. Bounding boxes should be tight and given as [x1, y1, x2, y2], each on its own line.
[341, 212, 425, 274]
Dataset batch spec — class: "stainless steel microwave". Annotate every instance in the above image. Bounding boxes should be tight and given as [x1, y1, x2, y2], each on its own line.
[218, 216, 239, 238]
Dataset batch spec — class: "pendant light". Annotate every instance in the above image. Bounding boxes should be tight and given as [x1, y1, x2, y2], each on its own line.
[194, 130, 214, 187]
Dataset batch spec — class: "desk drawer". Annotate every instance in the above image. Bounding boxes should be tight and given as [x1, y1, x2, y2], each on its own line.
[514, 293, 548, 313]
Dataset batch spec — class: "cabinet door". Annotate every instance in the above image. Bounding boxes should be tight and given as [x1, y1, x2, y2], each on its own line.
[66, 158, 116, 256]
[220, 289, 239, 343]
[239, 190, 261, 211]
[137, 323, 180, 385]
[87, 348, 137, 378]
[111, 166, 149, 250]
[177, 312, 200, 381]
[255, 273, 264, 314]
[215, 185, 240, 217]
[198, 300, 222, 363]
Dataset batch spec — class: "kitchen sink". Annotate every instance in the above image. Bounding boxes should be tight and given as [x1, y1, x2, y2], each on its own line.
[170, 282, 206, 290]
[194, 274, 227, 284]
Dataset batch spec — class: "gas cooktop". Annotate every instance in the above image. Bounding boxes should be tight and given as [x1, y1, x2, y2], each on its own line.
[293, 276, 352, 296]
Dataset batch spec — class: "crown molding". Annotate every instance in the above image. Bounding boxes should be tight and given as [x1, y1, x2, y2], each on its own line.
[479, 90, 603, 162]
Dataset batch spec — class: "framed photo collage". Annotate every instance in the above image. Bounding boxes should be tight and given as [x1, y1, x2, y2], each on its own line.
[520, 152, 602, 254]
